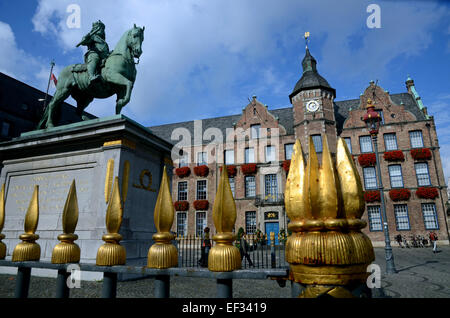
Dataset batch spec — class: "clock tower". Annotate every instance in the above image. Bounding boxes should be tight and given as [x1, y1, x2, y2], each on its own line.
[289, 39, 338, 156]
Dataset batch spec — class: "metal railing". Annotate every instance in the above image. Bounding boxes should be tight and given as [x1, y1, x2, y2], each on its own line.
[175, 234, 288, 269]
[0, 259, 290, 298]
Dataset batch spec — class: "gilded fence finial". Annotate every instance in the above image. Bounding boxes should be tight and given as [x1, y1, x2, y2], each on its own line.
[12, 185, 40, 262]
[208, 165, 241, 272]
[285, 135, 375, 298]
[96, 177, 126, 265]
[147, 166, 178, 268]
[52, 180, 81, 264]
[0, 184, 6, 259]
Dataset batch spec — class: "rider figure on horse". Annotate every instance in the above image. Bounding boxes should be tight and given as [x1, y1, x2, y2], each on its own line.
[76, 20, 110, 85]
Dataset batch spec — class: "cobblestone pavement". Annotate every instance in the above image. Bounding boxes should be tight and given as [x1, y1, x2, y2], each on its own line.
[0, 246, 448, 298]
[372, 245, 450, 298]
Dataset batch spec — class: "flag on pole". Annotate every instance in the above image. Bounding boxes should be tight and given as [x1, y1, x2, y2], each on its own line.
[51, 73, 58, 86]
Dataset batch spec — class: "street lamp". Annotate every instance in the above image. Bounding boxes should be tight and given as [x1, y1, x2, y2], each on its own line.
[363, 99, 397, 274]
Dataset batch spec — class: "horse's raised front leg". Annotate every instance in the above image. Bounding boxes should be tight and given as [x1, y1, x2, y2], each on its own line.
[105, 72, 134, 114]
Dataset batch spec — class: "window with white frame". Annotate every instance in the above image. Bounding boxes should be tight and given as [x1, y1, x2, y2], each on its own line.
[224, 150, 234, 165]
[177, 212, 187, 236]
[388, 165, 404, 188]
[415, 162, 431, 186]
[251, 124, 261, 139]
[344, 137, 352, 154]
[178, 181, 188, 201]
[196, 212, 207, 237]
[245, 176, 256, 198]
[422, 203, 439, 230]
[264, 174, 278, 201]
[367, 206, 383, 231]
[245, 147, 255, 163]
[359, 136, 373, 153]
[197, 152, 207, 166]
[229, 177, 235, 197]
[363, 167, 377, 190]
[311, 135, 322, 153]
[179, 151, 189, 167]
[245, 211, 257, 234]
[265, 145, 276, 162]
[196, 180, 207, 200]
[384, 133, 398, 151]
[394, 204, 410, 230]
[284, 143, 294, 160]
[409, 130, 424, 148]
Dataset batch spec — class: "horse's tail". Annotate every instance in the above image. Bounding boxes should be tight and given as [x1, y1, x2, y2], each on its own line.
[36, 104, 50, 129]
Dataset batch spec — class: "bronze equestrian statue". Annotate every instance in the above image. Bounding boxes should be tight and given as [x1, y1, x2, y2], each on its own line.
[37, 21, 145, 129]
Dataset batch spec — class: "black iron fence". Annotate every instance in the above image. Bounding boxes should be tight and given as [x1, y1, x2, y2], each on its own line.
[175, 234, 288, 269]
[0, 260, 291, 298]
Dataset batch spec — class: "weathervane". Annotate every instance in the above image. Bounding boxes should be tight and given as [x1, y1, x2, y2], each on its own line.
[304, 32, 310, 48]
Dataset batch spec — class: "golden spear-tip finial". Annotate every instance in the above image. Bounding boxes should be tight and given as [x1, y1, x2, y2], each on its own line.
[96, 176, 126, 266]
[285, 136, 375, 298]
[285, 140, 310, 221]
[147, 166, 178, 269]
[208, 165, 241, 272]
[52, 180, 81, 264]
[12, 185, 41, 262]
[0, 184, 6, 259]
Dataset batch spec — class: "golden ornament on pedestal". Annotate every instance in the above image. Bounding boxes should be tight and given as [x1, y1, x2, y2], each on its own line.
[52, 180, 81, 264]
[285, 136, 375, 297]
[208, 165, 241, 272]
[147, 166, 178, 269]
[12, 185, 41, 262]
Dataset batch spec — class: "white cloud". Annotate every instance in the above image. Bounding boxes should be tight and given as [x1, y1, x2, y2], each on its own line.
[428, 94, 450, 184]
[0, 21, 49, 89]
[25, 0, 450, 127]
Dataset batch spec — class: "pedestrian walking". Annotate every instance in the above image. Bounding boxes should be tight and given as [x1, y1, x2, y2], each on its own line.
[395, 234, 403, 248]
[429, 231, 438, 253]
[239, 232, 254, 267]
[198, 227, 211, 267]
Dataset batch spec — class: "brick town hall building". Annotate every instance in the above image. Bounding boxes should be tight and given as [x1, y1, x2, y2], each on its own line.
[149, 46, 450, 246]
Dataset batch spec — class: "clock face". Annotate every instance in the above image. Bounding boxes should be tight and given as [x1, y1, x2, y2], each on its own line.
[306, 100, 319, 112]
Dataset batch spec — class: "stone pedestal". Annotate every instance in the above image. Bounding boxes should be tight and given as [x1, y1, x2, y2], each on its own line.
[0, 115, 173, 280]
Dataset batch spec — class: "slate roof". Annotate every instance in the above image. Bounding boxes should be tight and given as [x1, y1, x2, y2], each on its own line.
[148, 93, 425, 145]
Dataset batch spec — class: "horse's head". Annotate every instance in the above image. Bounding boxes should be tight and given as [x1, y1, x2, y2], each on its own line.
[127, 24, 145, 60]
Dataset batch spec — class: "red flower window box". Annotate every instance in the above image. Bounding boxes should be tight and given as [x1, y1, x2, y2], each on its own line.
[416, 187, 439, 199]
[358, 153, 376, 167]
[193, 200, 209, 210]
[174, 201, 189, 211]
[389, 189, 411, 202]
[282, 160, 291, 172]
[241, 163, 257, 175]
[194, 165, 209, 177]
[175, 166, 191, 178]
[383, 150, 404, 162]
[364, 190, 381, 203]
[410, 148, 432, 160]
[219, 165, 237, 177]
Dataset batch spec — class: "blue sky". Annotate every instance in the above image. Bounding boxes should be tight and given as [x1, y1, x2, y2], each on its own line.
[0, 0, 449, 182]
